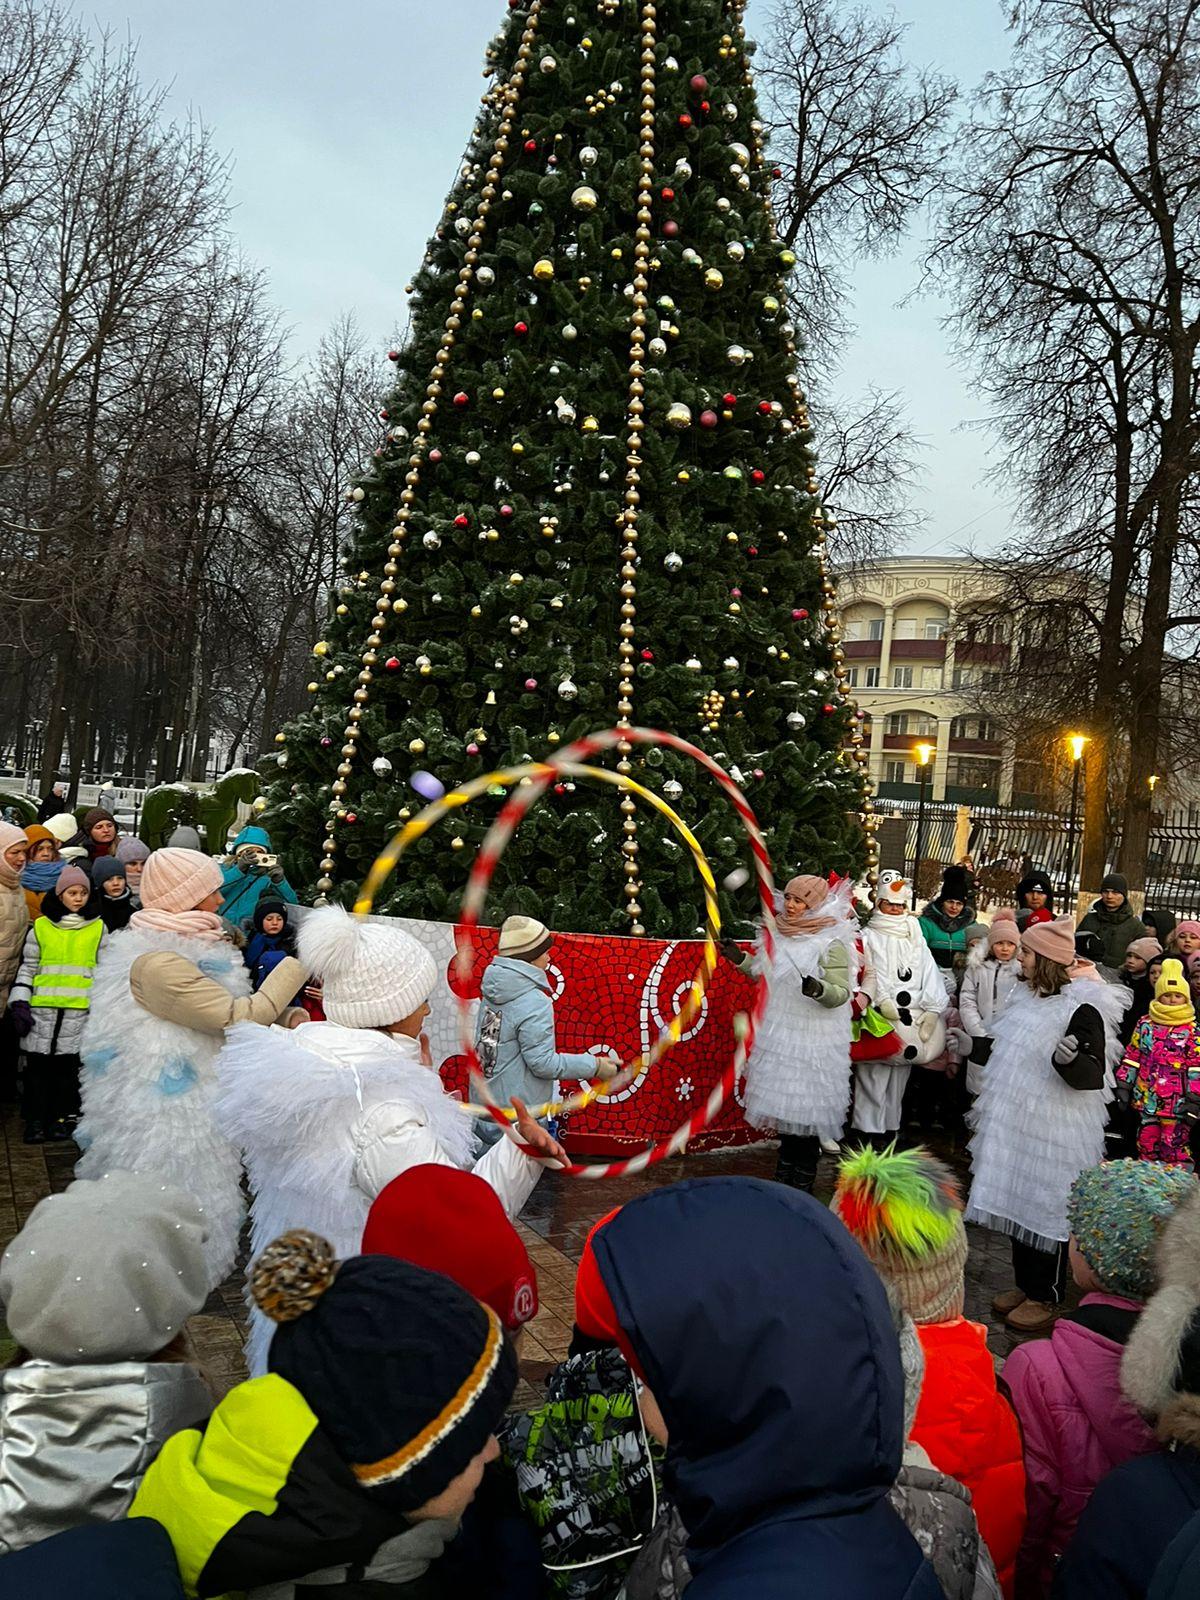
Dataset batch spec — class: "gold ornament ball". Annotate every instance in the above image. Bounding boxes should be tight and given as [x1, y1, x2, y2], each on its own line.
[665, 401, 692, 430]
[409, 738, 427, 754]
[512, 441, 525, 455]
[532, 258, 555, 282]
[307, 681, 319, 693]
[704, 268, 724, 291]
[571, 185, 599, 212]
[274, 732, 286, 745]
[451, 836, 465, 850]
[313, 640, 330, 657]
[581, 414, 599, 432]
[780, 248, 797, 267]
[252, 797, 268, 814]
[677, 469, 690, 481]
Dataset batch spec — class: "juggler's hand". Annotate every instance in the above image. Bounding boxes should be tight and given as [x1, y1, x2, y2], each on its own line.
[510, 1096, 570, 1169]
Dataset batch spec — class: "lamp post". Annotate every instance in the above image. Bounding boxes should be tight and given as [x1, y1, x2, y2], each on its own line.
[912, 740, 935, 886]
[1065, 734, 1088, 904]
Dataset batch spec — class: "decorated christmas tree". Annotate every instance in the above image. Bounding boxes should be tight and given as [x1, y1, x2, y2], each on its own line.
[264, 0, 875, 937]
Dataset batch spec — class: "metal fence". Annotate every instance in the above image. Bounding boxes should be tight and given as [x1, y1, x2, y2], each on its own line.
[874, 798, 1200, 916]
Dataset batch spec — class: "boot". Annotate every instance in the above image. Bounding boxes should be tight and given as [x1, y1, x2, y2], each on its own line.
[48, 1119, 72, 1143]
[773, 1156, 816, 1193]
[992, 1288, 1027, 1317]
[1006, 1299, 1057, 1334]
[22, 1121, 44, 1145]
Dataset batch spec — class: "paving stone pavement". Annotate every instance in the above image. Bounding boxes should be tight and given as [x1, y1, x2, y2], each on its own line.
[0, 1105, 1059, 1397]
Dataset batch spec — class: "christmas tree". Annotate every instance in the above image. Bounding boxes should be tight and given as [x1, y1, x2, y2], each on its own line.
[264, 0, 874, 937]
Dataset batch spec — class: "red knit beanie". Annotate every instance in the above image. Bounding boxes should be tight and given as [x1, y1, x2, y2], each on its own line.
[361, 1165, 538, 1333]
[573, 1207, 644, 1374]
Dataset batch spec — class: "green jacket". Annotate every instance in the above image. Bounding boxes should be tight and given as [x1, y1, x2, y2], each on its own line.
[1077, 900, 1148, 969]
[130, 1374, 454, 1598]
[918, 905, 973, 974]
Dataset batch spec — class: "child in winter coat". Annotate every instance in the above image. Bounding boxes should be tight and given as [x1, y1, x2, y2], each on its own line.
[1078, 873, 1149, 970]
[115, 837, 149, 909]
[19, 826, 59, 919]
[1167, 920, 1200, 962]
[1117, 958, 1200, 1165]
[1003, 1159, 1197, 1598]
[8, 865, 105, 1143]
[1055, 1183, 1200, 1599]
[243, 898, 299, 992]
[1015, 872, 1054, 932]
[215, 905, 566, 1376]
[475, 914, 619, 1144]
[132, 1230, 518, 1598]
[0, 1171, 212, 1553]
[966, 916, 1126, 1334]
[833, 1145, 1025, 1598]
[956, 908, 1022, 1095]
[91, 857, 133, 934]
[1121, 936, 1164, 1046]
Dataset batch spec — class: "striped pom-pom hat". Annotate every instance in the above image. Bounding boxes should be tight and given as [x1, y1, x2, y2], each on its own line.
[255, 1230, 517, 1511]
[831, 1145, 968, 1325]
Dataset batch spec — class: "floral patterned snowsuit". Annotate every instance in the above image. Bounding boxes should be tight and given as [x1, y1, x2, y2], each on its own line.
[1118, 1018, 1200, 1164]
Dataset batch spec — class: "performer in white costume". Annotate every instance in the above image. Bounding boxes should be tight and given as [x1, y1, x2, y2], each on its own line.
[852, 872, 947, 1148]
[966, 914, 1125, 1334]
[215, 904, 565, 1375]
[75, 848, 305, 1287]
[727, 874, 859, 1190]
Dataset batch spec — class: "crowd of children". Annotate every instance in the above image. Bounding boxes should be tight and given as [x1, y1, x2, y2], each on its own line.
[4, 830, 1200, 1597]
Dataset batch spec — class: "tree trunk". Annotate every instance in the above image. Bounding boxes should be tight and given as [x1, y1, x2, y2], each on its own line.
[39, 652, 71, 792]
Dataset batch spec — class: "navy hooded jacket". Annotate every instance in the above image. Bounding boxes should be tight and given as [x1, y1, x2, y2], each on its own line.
[0, 1519, 184, 1600]
[592, 1177, 942, 1600]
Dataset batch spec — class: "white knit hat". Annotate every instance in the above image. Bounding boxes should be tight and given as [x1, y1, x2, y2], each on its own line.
[300, 905, 437, 1028]
[498, 914, 552, 960]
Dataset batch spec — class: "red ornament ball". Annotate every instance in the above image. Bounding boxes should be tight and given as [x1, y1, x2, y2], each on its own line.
[524, 677, 538, 690]
[513, 320, 529, 336]
[641, 647, 654, 660]
[751, 469, 766, 485]
[699, 409, 719, 429]
[524, 138, 538, 153]
[663, 219, 680, 239]
[320, 736, 332, 747]
[678, 113, 693, 129]
[345, 813, 358, 824]
[822, 703, 836, 715]
[690, 73, 709, 93]
[722, 392, 738, 407]
[454, 513, 469, 529]
[757, 400, 773, 415]
[387, 349, 400, 362]
[748, 546, 759, 556]
[500, 503, 514, 519]
[554, 783, 566, 795]
[385, 656, 401, 670]
[661, 186, 676, 202]
[453, 391, 469, 408]
[772, 166, 783, 178]
[467, 742, 480, 756]
[753, 768, 764, 779]
[428, 448, 443, 463]
[792, 608, 809, 620]
[699, 100, 711, 114]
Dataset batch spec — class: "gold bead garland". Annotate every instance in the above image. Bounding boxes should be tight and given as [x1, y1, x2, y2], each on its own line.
[613, 0, 660, 937]
[315, 1, 547, 901]
[728, 0, 878, 880]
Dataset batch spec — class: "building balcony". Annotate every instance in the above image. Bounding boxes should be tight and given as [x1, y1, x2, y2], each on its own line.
[948, 738, 1002, 756]
[957, 641, 1009, 666]
[890, 638, 947, 660]
[882, 733, 937, 752]
[843, 640, 882, 660]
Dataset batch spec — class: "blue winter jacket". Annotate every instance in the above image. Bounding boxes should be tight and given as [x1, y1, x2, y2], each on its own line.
[1054, 1446, 1200, 1599]
[1150, 1504, 1200, 1600]
[473, 956, 596, 1140]
[0, 1519, 184, 1600]
[592, 1177, 943, 1600]
[219, 826, 298, 927]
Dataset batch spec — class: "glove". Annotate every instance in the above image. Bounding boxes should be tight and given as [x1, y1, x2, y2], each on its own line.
[947, 1027, 972, 1057]
[719, 939, 748, 968]
[1178, 1091, 1200, 1126]
[593, 1055, 621, 1081]
[877, 998, 901, 1022]
[7, 1000, 32, 1038]
[1115, 1082, 1133, 1112]
[1052, 1034, 1080, 1067]
[969, 1036, 993, 1066]
[267, 863, 286, 883]
[916, 1011, 940, 1043]
[801, 975, 824, 1000]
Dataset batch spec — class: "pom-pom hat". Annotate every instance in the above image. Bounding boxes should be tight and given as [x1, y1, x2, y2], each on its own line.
[299, 904, 436, 1028]
[832, 1145, 969, 1324]
[254, 1230, 517, 1511]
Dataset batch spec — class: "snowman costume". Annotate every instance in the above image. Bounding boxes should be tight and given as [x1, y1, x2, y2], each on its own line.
[743, 877, 859, 1142]
[853, 873, 947, 1137]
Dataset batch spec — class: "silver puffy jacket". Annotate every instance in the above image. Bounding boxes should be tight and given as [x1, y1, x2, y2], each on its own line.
[0, 1360, 212, 1553]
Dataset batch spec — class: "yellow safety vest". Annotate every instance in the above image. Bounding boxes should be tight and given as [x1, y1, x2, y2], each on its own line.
[30, 917, 104, 1009]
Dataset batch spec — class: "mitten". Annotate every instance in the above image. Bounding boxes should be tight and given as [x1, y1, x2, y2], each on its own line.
[947, 1026, 972, 1057]
[916, 1011, 940, 1043]
[7, 1000, 32, 1038]
[719, 940, 748, 970]
[267, 863, 286, 883]
[878, 998, 900, 1022]
[801, 975, 824, 1000]
[1052, 1033, 1080, 1067]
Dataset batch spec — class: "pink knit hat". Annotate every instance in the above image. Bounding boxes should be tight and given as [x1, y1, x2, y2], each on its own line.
[140, 848, 224, 915]
[55, 864, 89, 895]
[1175, 921, 1200, 941]
[1127, 936, 1164, 964]
[0, 821, 28, 857]
[1022, 915, 1077, 966]
[988, 907, 1019, 951]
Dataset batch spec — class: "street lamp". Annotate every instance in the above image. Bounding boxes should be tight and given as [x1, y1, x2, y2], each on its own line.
[1148, 774, 1160, 795]
[912, 740, 935, 885]
[1065, 733, 1089, 903]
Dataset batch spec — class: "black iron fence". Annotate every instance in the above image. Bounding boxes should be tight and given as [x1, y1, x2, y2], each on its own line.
[874, 798, 1200, 917]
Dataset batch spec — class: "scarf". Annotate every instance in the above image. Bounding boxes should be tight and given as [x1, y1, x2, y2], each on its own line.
[20, 860, 61, 895]
[775, 874, 840, 937]
[130, 906, 228, 941]
[1150, 998, 1197, 1026]
[58, 912, 89, 930]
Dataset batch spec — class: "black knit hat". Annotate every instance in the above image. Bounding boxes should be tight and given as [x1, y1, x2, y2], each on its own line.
[252, 896, 289, 934]
[936, 864, 973, 905]
[1102, 872, 1129, 895]
[255, 1231, 517, 1511]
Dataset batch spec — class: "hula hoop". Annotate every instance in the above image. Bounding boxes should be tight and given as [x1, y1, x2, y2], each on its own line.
[352, 726, 777, 1179]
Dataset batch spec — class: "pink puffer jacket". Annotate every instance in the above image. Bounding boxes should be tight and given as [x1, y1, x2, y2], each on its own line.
[1002, 1294, 1157, 1598]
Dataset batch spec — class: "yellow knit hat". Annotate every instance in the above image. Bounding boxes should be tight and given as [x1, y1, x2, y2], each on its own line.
[1150, 958, 1195, 1024]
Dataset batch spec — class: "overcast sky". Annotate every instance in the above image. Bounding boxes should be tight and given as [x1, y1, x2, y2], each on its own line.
[81, 0, 1016, 556]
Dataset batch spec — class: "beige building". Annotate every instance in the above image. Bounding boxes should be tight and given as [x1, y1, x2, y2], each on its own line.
[836, 555, 1031, 805]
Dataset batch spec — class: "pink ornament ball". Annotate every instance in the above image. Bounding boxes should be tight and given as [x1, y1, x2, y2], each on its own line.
[467, 742, 480, 756]
[524, 677, 538, 690]
[699, 409, 719, 429]
[663, 220, 680, 239]
[690, 73, 709, 94]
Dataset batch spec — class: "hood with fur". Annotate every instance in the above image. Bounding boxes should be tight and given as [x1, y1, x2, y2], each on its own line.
[1122, 1185, 1200, 1448]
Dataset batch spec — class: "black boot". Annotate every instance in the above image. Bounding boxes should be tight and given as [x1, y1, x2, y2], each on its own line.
[48, 1119, 72, 1143]
[774, 1154, 818, 1193]
[22, 1121, 44, 1145]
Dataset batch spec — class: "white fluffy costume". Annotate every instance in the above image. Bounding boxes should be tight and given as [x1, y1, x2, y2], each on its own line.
[214, 906, 544, 1376]
[965, 975, 1126, 1250]
[853, 873, 948, 1136]
[73, 848, 305, 1288]
[743, 876, 859, 1141]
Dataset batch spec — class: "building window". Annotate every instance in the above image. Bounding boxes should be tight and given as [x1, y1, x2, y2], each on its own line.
[950, 715, 998, 741]
[846, 667, 859, 687]
[864, 666, 881, 688]
[921, 667, 942, 690]
[885, 712, 909, 736]
[884, 759, 910, 784]
[951, 667, 975, 691]
[946, 755, 999, 791]
[924, 617, 948, 639]
[843, 615, 885, 642]
[892, 666, 914, 688]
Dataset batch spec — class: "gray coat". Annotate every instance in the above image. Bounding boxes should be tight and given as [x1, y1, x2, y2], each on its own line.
[0, 1360, 212, 1554]
[9, 916, 106, 1055]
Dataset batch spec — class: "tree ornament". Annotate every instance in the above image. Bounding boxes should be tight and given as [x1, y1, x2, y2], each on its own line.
[465, 450, 481, 465]
[307, 681, 319, 693]
[579, 145, 599, 166]
[663, 219, 680, 239]
[727, 343, 748, 364]
[664, 551, 683, 571]
[780, 248, 797, 267]
[387, 349, 400, 361]
[661, 186, 676, 202]
[557, 676, 579, 700]
[453, 391, 470, 408]
[763, 294, 780, 315]
[500, 504, 514, 518]
[792, 608, 809, 619]
[751, 468, 766, 484]
[416, 654, 433, 675]
[454, 513, 469, 528]
[727, 241, 746, 262]
[690, 72, 709, 93]
[571, 184, 599, 212]
[723, 102, 738, 120]
[385, 656, 401, 670]
[467, 742, 480, 756]
[699, 409, 718, 429]
[723, 392, 738, 407]
[665, 402, 692, 430]
[513, 320, 529, 337]
[372, 756, 393, 777]
[320, 736, 333, 747]
[581, 414, 599, 432]
[555, 395, 577, 424]
[723, 656, 739, 669]
[540, 53, 557, 71]
[678, 113, 693, 129]
[685, 658, 701, 670]
[423, 531, 442, 549]
[704, 268, 724, 290]
[648, 336, 667, 359]
[664, 779, 683, 799]
[409, 738, 427, 754]
[723, 466, 744, 480]
[532, 258, 555, 282]
[524, 138, 538, 153]
[428, 448, 443, 463]
[716, 196, 732, 214]
[562, 322, 578, 340]
[313, 641, 329, 657]
[524, 677, 538, 690]
[476, 266, 495, 287]
[822, 703, 836, 715]
[350, 487, 365, 502]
